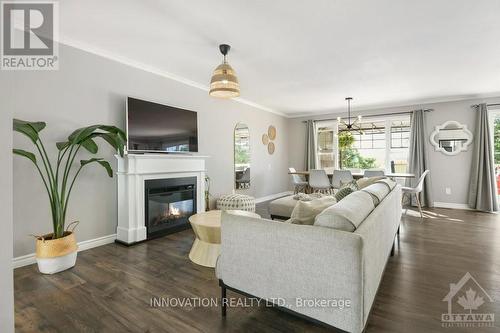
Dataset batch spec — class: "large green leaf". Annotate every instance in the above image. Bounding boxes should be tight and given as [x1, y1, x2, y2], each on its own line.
[13, 119, 46, 143]
[80, 138, 98, 154]
[80, 158, 113, 177]
[13, 149, 37, 164]
[98, 125, 126, 142]
[68, 125, 101, 144]
[56, 141, 69, 150]
[97, 160, 113, 177]
[91, 132, 124, 156]
[14, 119, 46, 132]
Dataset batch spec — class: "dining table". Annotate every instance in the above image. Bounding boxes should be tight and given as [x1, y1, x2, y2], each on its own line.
[289, 170, 415, 180]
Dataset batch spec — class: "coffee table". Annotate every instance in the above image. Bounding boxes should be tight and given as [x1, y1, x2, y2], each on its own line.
[188, 210, 260, 267]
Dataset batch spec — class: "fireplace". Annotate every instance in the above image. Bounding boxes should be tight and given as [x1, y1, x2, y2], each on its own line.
[145, 177, 197, 239]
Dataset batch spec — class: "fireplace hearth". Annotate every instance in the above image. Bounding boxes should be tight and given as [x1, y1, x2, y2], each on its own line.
[145, 177, 197, 239]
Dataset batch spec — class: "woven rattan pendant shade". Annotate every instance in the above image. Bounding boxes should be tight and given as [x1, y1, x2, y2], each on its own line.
[209, 44, 240, 98]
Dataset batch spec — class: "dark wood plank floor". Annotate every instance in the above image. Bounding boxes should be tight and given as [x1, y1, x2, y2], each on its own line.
[15, 203, 500, 332]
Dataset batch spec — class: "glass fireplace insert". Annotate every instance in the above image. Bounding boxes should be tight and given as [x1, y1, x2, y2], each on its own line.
[145, 177, 197, 239]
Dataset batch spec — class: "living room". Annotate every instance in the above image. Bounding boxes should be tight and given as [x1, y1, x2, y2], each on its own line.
[1, 1, 500, 333]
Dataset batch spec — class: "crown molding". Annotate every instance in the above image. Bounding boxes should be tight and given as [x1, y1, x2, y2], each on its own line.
[286, 93, 500, 119]
[55, 35, 286, 117]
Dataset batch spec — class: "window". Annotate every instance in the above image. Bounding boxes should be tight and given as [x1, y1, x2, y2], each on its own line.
[346, 121, 386, 150]
[316, 122, 337, 169]
[390, 120, 410, 148]
[316, 115, 410, 172]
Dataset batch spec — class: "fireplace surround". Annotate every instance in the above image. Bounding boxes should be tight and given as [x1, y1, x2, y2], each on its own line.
[115, 154, 208, 245]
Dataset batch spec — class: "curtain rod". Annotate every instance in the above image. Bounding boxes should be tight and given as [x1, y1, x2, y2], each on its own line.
[471, 103, 500, 108]
[301, 109, 433, 123]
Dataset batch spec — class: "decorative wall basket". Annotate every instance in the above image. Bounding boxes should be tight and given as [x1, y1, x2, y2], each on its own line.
[268, 126, 276, 140]
[268, 142, 275, 155]
[262, 134, 269, 145]
[262, 125, 276, 155]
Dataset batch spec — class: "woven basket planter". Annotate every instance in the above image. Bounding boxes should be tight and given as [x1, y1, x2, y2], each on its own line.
[35, 230, 78, 274]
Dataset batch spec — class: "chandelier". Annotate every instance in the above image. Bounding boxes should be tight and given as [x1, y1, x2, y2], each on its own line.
[337, 97, 362, 133]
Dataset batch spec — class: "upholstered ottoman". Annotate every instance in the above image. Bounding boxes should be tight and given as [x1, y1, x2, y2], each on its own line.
[269, 195, 298, 220]
[217, 194, 256, 212]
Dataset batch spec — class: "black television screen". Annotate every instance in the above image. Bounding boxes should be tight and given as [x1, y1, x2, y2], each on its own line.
[126, 97, 198, 153]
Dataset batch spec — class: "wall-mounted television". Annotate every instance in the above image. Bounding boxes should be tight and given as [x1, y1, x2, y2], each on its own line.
[126, 97, 198, 153]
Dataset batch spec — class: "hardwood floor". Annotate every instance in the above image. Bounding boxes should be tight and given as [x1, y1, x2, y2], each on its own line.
[14, 204, 500, 332]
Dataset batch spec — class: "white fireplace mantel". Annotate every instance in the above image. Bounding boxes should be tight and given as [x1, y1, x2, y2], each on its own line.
[115, 153, 209, 244]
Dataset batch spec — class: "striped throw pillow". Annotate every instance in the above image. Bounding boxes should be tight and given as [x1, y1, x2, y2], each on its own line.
[334, 187, 353, 201]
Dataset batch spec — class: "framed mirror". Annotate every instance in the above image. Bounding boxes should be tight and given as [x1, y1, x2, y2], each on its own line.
[430, 120, 473, 156]
[234, 123, 251, 189]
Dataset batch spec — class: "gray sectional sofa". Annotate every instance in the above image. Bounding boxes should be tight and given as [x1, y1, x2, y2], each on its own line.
[216, 182, 402, 333]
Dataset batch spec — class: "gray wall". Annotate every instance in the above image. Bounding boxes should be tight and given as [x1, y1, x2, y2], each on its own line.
[288, 97, 500, 206]
[0, 83, 14, 331]
[7, 43, 290, 257]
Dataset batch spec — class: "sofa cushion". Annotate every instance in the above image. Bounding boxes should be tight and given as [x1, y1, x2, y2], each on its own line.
[288, 196, 337, 225]
[314, 190, 375, 231]
[361, 183, 390, 206]
[356, 176, 386, 189]
[376, 178, 397, 190]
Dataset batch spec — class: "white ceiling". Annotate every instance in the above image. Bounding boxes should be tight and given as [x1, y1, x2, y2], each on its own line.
[60, 0, 500, 117]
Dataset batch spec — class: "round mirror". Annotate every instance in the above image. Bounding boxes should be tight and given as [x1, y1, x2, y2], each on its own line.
[234, 123, 251, 189]
[430, 120, 473, 155]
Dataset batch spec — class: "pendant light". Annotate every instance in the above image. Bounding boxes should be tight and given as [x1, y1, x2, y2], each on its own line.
[209, 44, 240, 98]
[337, 97, 362, 132]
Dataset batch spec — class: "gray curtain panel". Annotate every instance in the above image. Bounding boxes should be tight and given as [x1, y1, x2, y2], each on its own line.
[406, 109, 433, 207]
[305, 120, 317, 170]
[468, 104, 498, 212]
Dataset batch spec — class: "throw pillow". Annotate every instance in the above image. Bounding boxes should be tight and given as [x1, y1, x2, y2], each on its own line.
[334, 187, 353, 202]
[292, 192, 324, 201]
[340, 179, 359, 191]
[356, 176, 386, 189]
[288, 196, 337, 225]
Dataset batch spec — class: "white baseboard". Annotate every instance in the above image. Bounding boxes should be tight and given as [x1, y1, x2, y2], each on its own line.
[12, 234, 117, 269]
[255, 191, 293, 204]
[433, 202, 472, 210]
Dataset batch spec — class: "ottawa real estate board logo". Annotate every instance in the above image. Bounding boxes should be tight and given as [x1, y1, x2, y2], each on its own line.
[1, 1, 59, 70]
[442, 272, 495, 328]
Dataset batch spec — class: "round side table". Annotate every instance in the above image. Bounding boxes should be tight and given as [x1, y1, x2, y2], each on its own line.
[188, 210, 260, 267]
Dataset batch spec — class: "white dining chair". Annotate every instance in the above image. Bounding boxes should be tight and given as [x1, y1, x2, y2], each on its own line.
[364, 170, 385, 178]
[331, 170, 354, 189]
[309, 169, 332, 194]
[401, 170, 430, 218]
[289, 167, 308, 194]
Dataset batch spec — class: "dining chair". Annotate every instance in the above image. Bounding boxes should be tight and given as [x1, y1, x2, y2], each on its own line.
[289, 167, 308, 194]
[364, 170, 385, 178]
[401, 170, 430, 218]
[308, 169, 332, 194]
[331, 170, 354, 189]
[236, 167, 250, 189]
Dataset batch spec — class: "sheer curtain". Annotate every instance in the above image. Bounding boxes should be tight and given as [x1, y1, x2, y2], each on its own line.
[305, 120, 317, 170]
[406, 109, 433, 206]
[468, 104, 498, 212]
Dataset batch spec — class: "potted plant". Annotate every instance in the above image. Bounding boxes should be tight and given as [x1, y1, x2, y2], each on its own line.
[13, 119, 125, 274]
